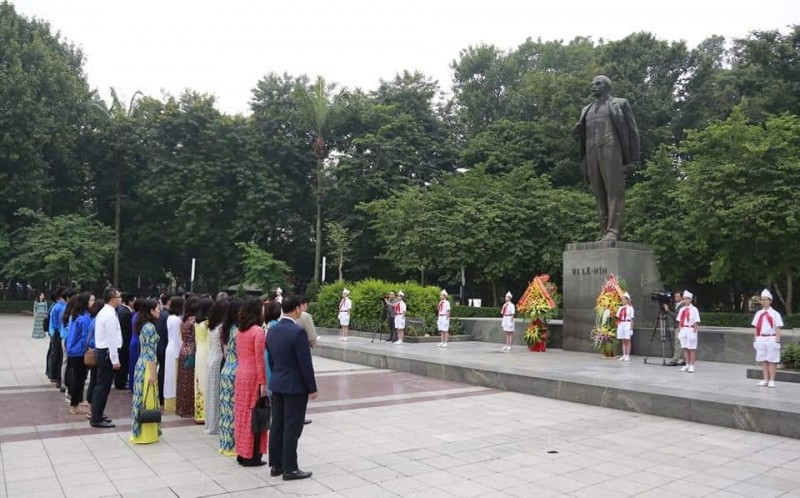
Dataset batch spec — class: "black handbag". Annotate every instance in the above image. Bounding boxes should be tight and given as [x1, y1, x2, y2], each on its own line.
[137, 383, 162, 424]
[251, 395, 270, 433]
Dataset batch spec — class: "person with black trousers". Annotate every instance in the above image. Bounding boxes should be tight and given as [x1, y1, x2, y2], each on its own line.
[155, 294, 172, 406]
[91, 288, 123, 428]
[115, 293, 135, 390]
[267, 295, 318, 481]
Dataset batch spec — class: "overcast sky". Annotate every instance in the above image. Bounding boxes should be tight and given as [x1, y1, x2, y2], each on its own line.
[10, 0, 800, 115]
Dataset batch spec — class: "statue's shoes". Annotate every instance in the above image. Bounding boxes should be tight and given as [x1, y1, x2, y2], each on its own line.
[600, 232, 618, 241]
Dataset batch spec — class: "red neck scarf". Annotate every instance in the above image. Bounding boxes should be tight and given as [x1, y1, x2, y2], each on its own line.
[619, 306, 627, 321]
[756, 310, 774, 336]
[679, 307, 690, 328]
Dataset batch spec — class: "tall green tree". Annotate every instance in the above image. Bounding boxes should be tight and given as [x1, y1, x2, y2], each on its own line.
[3, 210, 114, 285]
[236, 242, 291, 293]
[677, 109, 800, 314]
[89, 87, 144, 287]
[0, 2, 91, 226]
[325, 221, 352, 282]
[294, 76, 347, 285]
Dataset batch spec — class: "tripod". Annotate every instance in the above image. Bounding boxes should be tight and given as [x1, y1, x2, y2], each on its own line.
[643, 308, 673, 366]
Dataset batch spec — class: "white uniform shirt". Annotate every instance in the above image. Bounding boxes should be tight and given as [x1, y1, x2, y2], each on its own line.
[94, 303, 123, 365]
[339, 297, 352, 313]
[616, 304, 634, 323]
[394, 301, 406, 316]
[751, 308, 783, 336]
[437, 300, 451, 316]
[676, 304, 700, 330]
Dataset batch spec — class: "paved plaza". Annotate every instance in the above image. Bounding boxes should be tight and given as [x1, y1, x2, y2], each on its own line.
[2, 316, 800, 497]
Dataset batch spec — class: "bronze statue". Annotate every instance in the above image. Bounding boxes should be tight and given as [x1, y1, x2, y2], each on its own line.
[573, 75, 640, 241]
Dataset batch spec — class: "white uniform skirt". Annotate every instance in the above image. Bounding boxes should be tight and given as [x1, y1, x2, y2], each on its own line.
[678, 327, 698, 350]
[501, 316, 514, 332]
[394, 315, 405, 329]
[616, 322, 633, 340]
[437, 316, 450, 332]
[754, 335, 781, 363]
[338, 311, 350, 327]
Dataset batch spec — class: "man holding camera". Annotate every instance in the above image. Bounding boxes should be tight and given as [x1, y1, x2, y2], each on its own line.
[383, 292, 397, 342]
[664, 292, 686, 367]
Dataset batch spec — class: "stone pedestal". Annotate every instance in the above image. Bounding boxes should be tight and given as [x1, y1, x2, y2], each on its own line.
[562, 241, 663, 353]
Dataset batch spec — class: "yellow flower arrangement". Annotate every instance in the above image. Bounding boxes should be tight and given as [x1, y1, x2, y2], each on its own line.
[518, 275, 559, 347]
[590, 275, 624, 350]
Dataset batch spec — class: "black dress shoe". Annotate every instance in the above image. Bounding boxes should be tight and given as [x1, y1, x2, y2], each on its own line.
[270, 467, 283, 477]
[304, 419, 312, 425]
[283, 470, 312, 481]
[239, 459, 267, 467]
[667, 360, 678, 366]
[59, 386, 67, 393]
[90, 421, 116, 428]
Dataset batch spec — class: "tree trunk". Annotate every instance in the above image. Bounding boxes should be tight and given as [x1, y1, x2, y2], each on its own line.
[338, 250, 343, 282]
[787, 269, 793, 316]
[113, 152, 122, 287]
[420, 268, 425, 286]
[313, 158, 323, 285]
[491, 279, 498, 307]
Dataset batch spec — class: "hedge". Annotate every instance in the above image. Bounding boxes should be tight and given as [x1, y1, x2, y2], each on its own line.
[310, 279, 463, 336]
[0, 301, 35, 314]
[701, 312, 800, 329]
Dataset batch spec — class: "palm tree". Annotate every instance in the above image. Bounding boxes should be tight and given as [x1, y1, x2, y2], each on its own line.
[294, 76, 346, 285]
[89, 88, 143, 287]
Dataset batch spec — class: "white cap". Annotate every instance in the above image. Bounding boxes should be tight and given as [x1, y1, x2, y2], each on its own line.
[505, 291, 512, 299]
[440, 289, 448, 297]
[683, 290, 693, 299]
[342, 288, 350, 296]
[276, 287, 282, 295]
[623, 292, 631, 300]
[398, 291, 404, 298]
[761, 289, 773, 301]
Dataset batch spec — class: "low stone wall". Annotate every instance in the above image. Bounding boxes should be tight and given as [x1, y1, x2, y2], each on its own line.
[318, 319, 793, 365]
[459, 318, 563, 348]
[747, 367, 800, 383]
[316, 327, 474, 343]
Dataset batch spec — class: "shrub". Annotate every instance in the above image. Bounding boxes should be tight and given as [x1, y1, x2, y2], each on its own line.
[781, 342, 800, 370]
[312, 280, 463, 335]
[451, 305, 502, 318]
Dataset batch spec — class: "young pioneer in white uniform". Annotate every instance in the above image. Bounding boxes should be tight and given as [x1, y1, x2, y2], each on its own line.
[437, 290, 451, 348]
[501, 292, 515, 351]
[393, 291, 407, 345]
[338, 289, 352, 341]
[677, 290, 701, 373]
[616, 292, 634, 361]
[752, 289, 783, 388]
[274, 287, 283, 303]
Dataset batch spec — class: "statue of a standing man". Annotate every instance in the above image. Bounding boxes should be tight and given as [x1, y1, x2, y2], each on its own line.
[572, 75, 640, 241]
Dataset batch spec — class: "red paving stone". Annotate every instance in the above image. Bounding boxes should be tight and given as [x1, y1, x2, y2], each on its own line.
[0, 370, 490, 442]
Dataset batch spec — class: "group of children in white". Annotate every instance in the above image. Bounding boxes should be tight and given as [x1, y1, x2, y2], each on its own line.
[335, 287, 784, 386]
[617, 288, 782, 386]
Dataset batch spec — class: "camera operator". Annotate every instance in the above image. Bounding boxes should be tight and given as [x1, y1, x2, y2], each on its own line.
[383, 292, 397, 342]
[663, 291, 686, 367]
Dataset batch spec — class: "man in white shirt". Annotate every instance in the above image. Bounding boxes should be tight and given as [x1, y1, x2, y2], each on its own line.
[90, 288, 123, 428]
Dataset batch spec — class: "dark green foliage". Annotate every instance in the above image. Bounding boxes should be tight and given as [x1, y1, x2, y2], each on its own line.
[780, 342, 800, 370]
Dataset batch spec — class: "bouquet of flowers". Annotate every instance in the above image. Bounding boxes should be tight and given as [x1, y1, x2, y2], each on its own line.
[518, 275, 559, 348]
[590, 274, 624, 351]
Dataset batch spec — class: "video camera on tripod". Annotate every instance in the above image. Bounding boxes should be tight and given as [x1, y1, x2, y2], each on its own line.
[650, 290, 673, 307]
[644, 289, 675, 365]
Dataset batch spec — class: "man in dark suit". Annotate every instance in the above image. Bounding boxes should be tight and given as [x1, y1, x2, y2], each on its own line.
[267, 295, 318, 481]
[155, 294, 172, 406]
[115, 293, 135, 389]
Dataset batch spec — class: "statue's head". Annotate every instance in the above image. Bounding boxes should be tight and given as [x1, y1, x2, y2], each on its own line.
[591, 75, 612, 98]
